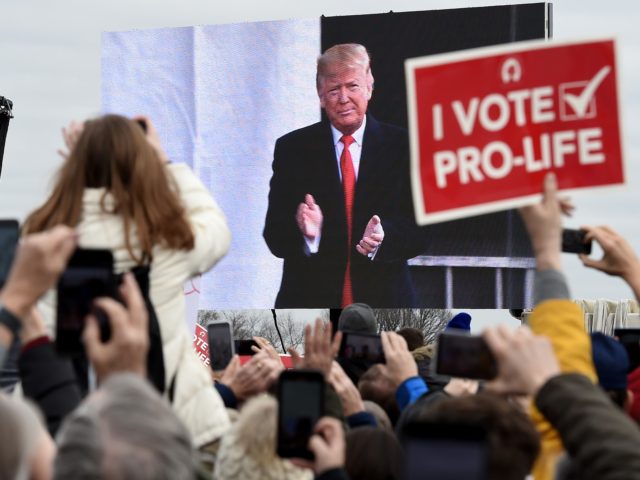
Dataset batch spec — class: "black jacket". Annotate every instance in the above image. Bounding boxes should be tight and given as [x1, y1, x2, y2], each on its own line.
[18, 339, 82, 436]
[263, 115, 421, 308]
[536, 373, 640, 480]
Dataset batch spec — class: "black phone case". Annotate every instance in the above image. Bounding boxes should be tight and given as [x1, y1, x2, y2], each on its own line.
[435, 332, 498, 380]
[562, 229, 592, 255]
[277, 369, 325, 460]
[55, 248, 115, 355]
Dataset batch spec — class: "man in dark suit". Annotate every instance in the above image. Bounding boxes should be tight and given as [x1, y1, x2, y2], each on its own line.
[263, 43, 420, 308]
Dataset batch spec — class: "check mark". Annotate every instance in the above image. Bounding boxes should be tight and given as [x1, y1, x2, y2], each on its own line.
[563, 66, 611, 118]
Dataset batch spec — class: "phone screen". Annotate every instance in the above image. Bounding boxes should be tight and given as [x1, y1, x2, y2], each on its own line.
[614, 328, 640, 372]
[235, 339, 259, 356]
[339, 332, 385, 364]
[562, 228, 592, 255]
[277, 370, 325, 459]
[56, 249, 115, 355]
[435, 332, 498, 380]
[0, 220, 19, 289]
[404, 423, 488, 480]
[207, 322, 234, 370]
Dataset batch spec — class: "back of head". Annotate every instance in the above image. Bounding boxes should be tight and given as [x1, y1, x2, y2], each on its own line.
[591, 332, 630, 408]
[24, 114, 195, 262]
[316, 43, 373, 92]
[54, 373, 193, 480]
[397, 327, 425, 352]
[358, 364, 400, 424]
[362, 400, 394, 434]
[338, 303, 377, 333]
[0, 395, 45, 480]
[214, 394, 312, 480]
[345, 427, 403, 480]
[399, 393, 540, 480]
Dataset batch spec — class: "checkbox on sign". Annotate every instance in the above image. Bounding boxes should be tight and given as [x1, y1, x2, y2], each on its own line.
[558, 65, 611, 122]
[559, 81, 597, 121]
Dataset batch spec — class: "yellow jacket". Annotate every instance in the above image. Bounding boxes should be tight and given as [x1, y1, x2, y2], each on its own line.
[528, 300, 597, 480]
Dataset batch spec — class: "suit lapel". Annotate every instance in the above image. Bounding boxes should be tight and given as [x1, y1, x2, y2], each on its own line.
[354, 114, 381, 231]
[312, 122, 348, 238]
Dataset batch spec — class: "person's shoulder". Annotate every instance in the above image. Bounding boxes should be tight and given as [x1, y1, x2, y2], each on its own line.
[365, 116, 408, 149]
[368, 116, 407, 137]
[276, 121, 328, 145]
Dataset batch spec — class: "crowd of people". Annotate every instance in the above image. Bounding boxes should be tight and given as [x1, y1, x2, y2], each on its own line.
[2, 49, 640, 480]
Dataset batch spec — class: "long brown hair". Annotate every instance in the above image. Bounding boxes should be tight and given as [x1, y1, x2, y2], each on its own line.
[23, 114, 195, 263]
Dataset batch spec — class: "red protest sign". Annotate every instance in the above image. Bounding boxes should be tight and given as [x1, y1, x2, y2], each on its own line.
[405, 38, 624, 225]
[193, 323, 210, 367]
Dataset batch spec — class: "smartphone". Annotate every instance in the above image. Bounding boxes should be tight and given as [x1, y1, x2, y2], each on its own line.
[434, 331, 498, 380]
[614, 328, 640, 372]
[207, 321, 234, 370]
[56, 248, 116, 355]
[338, 331, 385, 364]
[0, 219, 19, 289]
[562, 228, 592, 255]
[403, 421, 488, 480]
[235, 339, 259, 356]
[277, 369, 325, 460]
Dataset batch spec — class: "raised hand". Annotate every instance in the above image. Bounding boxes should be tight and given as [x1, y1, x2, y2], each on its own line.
[132, 115, 170, 164]
[518, 173, 568, 271]
[483, 325, 560, 396]
[0, 226, 77, 319]
[57, 120, 85, 160]
[356, 215, 384, 257]
[579, 225, 640, 301]
[329, 361, 366, 416]
[380, 331, 418, 388]
[288, 318, 342, 378]
[579, 225, 640, 278]
[219, 349, 283, 402]
[296, 194, 323, 241]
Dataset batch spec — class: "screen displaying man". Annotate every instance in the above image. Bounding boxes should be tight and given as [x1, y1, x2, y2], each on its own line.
[264, 43, 421, 308]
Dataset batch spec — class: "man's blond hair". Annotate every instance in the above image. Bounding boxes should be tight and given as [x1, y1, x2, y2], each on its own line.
[316, 43, 374, 92]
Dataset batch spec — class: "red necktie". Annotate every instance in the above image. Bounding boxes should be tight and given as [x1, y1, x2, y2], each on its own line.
[340, 135, 356, 307]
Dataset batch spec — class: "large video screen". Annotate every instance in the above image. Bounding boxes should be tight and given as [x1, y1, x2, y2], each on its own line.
[102, 3, 548, 309]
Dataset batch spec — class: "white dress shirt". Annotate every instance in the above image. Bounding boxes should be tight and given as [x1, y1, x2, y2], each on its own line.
[305, 117, 383, 257]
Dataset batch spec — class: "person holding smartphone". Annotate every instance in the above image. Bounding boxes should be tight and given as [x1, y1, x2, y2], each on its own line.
[21, 114, 232, 448]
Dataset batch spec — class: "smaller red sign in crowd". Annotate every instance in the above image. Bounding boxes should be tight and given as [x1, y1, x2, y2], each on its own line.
[192, 323, 293, 369]
[193, 323, 210, 368]
[405, 38, 624, 225]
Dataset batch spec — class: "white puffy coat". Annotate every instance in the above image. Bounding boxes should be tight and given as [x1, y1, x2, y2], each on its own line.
[40, 163, 231, 447]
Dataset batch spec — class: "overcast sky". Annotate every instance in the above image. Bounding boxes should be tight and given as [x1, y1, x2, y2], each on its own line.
[1, 0, 638, 328]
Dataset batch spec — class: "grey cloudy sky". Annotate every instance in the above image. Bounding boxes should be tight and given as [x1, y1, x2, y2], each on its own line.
[1, 0, 638, 328]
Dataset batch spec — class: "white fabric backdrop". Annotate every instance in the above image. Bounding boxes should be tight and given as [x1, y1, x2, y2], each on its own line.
[102, 19, 321, 310]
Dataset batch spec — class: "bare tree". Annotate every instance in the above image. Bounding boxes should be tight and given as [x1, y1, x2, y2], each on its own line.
[271, 312, 306, 352]
[197, 309, 219, 326]
[196, 309, 307, 354]
[374, 309, 453, 344]
[198, 310, 266, 339]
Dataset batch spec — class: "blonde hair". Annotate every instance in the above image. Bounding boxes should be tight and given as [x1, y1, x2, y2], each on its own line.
[214, 395, 312, 480]
[316, 43, 374, 92]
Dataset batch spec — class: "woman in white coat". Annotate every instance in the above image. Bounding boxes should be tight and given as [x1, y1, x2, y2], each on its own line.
[23, 114, 231, 447]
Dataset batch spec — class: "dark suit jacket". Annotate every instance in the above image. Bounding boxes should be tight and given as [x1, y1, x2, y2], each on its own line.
[263, 115, 421, 308]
